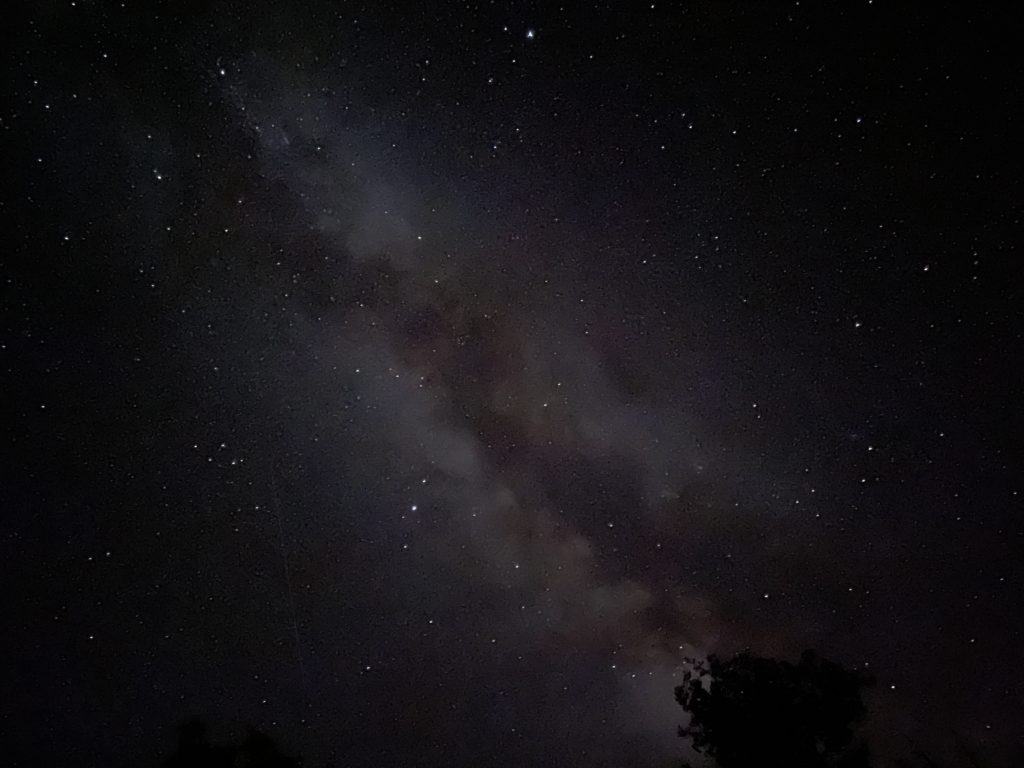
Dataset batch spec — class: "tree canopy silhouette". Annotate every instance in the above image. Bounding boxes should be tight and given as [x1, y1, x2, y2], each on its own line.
[162, 717, 301, 768]
[675, 649, 872, 768]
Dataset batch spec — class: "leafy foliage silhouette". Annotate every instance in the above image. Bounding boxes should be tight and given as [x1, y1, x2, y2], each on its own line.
[161, 717, 301, 768]
[675, 649, 873, 768]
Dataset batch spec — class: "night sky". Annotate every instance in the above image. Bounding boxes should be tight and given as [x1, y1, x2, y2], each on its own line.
[4, 2, 1023, 766]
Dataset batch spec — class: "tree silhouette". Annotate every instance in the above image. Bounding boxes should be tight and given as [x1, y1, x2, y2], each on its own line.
[162, 717, 301, 768]
[675, 649, 872, 768]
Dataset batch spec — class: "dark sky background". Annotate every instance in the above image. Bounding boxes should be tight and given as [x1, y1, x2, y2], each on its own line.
[3, 1, 1022, 766]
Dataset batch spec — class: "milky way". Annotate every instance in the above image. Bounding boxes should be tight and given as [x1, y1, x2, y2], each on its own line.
[5, 3, 1022, 766]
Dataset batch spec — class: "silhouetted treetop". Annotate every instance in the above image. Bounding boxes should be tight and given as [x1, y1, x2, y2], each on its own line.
[162, 717, 301, 768]
[675, 649, 872, 768]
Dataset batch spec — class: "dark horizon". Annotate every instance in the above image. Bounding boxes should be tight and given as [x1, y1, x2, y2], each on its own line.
[3, 1, 1022, 766]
